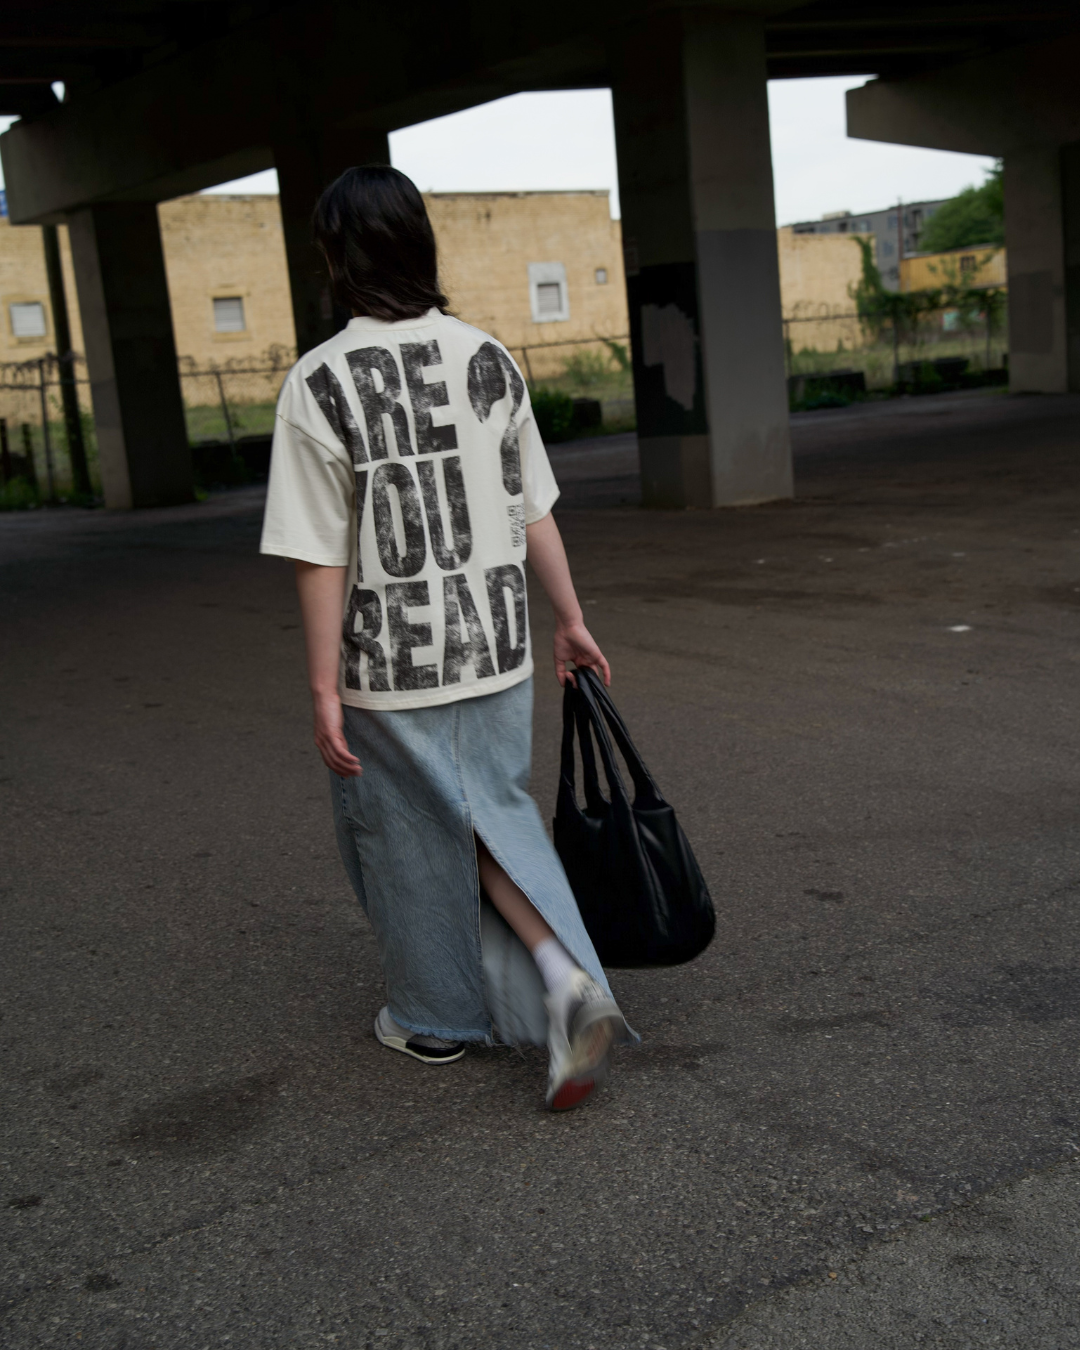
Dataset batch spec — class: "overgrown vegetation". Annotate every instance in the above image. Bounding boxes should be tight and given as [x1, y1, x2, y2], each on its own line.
[0, 476, 41, 510]
[559, 349, 613, 388]
[849, 235, 1007, 382]
[527, 342, 636, 438]
[918, 161, 1004, 252]
[184, 399, 278, 445]
[0, 406, 101, 507]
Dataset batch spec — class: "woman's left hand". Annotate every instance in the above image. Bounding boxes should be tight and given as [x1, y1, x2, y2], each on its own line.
[553, 620, 611, 688]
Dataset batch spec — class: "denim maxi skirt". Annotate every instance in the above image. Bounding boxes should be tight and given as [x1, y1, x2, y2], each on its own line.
[332, 677, 616, 1045]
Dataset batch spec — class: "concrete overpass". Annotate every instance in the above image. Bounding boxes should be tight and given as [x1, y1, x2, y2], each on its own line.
[0, 2, 1076, 510]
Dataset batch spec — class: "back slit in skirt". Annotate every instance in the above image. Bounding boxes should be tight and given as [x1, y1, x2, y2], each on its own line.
[331, 677, 616, 1045]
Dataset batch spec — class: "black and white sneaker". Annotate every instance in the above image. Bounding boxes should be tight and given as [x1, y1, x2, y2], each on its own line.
[374, 1007, 466, 1064]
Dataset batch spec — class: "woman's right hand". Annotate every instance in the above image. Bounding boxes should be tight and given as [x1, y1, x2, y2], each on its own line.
[554, 619, 611, 688]
[313, 690, 362, 777]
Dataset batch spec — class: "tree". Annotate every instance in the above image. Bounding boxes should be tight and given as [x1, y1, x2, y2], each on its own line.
[849, 235, 1006, 381]
[917, 161, 1004, 252]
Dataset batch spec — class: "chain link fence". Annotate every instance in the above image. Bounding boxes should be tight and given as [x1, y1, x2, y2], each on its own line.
[0, 295, 1011, 504]
[0, 354, 96, 505]
[0, 350, 298, 503]
[0, 336, 636, 505]
[510, 334, 635, 435]
[783, 300, 1009, 404]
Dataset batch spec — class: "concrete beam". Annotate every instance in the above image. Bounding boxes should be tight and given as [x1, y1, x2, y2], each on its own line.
[846, 31, 1080, 395]
[0, 0, 800, 224]
[0, 2, 615, 223]
[846, 29, 1080, 158]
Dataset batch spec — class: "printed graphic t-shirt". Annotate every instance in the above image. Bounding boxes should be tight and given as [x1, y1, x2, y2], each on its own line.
[260, 310, 560, 710]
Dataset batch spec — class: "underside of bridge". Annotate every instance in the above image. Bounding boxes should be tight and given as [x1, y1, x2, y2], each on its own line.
[1, 2, 1078, 509]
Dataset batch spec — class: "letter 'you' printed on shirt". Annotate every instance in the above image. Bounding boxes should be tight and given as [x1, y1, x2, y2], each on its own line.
[371, 461, 427, 579]
[417, 456, 471, 570]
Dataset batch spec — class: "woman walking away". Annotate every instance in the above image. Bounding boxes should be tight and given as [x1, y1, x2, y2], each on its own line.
[260, 165, 630, 1110]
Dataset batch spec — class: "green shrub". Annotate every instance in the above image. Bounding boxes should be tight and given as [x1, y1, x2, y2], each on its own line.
[0, 476, 41, 511]
[530, 388, 576, 443]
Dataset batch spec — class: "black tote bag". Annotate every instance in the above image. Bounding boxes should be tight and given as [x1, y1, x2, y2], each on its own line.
[553, 666, 715, 968]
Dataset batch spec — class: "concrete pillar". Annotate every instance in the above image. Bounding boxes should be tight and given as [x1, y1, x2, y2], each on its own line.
[1062, 142, 1080, 393]
[67, 203, 192, 509]
[611, 9, 791, 509]
[274, 128, 391, 356]
[1004, 147, 1069, 393]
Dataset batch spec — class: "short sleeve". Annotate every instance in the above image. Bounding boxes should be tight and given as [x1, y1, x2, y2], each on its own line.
[259, 373, 354, 566]
[518, 390, 560, 524]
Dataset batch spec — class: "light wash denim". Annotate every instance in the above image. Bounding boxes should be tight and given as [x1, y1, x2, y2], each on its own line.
[332, 677, 615, 1044]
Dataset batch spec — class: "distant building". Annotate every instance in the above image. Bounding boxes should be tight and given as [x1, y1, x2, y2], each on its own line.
[901, 244, 1006, 293]
[776, 226, 872, 352]
[787, 199, 949, 291]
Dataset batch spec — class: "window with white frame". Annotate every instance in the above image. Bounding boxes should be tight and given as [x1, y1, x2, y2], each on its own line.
[10, 301, 47, 338]
[213, 296, 246, 333]
[527, 262, 569, 323]
[595, 268, 608, 285]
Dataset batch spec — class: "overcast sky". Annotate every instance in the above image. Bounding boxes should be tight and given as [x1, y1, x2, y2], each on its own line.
[2, 78, 995, 224]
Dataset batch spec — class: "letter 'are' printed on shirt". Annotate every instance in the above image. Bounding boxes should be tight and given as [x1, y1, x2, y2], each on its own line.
[259, 310, 560, 711]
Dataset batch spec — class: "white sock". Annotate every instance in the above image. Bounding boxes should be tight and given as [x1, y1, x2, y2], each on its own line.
[533, 937, 580, 996]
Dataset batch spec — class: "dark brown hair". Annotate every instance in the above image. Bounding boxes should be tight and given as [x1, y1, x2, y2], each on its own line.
[313, 164, 448, 322]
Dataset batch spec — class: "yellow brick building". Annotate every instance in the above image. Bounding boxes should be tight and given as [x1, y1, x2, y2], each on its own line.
[0, 189, 627, 383]
[158, 194, 295, 369]
[0, 214, 83, 360]
[427, 191, 626, 377]
[777, 226, 873, 353]
[0, 198, 1008, 386]
[900, 245, 1006, 292]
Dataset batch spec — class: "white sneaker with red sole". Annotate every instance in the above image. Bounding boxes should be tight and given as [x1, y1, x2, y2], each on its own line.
[544, 970, 625, 1111]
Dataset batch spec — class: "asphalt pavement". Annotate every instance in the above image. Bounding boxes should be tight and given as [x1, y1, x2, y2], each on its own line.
[2, 387, 1079, 1348]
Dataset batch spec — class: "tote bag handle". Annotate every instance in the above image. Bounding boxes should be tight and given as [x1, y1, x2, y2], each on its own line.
[574, 667, 665, 811]
[560, 675, 622, 816]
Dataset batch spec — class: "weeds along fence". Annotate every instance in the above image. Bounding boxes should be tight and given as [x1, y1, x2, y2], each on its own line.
[509, 334, 635, 434]
[0, 351, 296, 501]
[0, 355, 97, 503]
[786, 238, 1014, 406]
[0, 336, 635, 504]
[177, 350, 294, 449]
[783, 300, 1009, 394]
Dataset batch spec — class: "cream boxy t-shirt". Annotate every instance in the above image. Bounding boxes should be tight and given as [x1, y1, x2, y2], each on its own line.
[260, 310, 560, 710]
